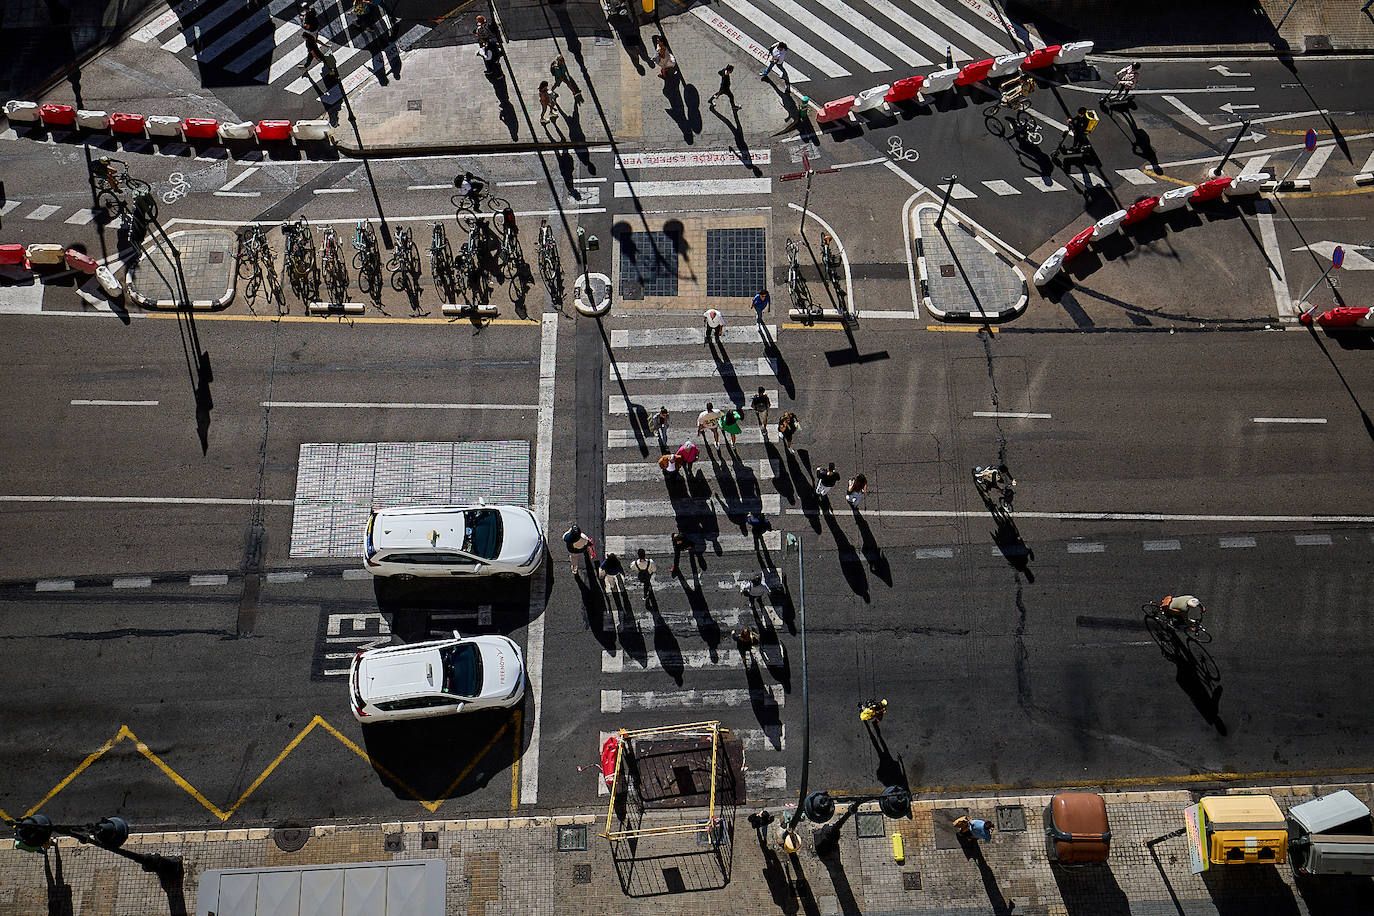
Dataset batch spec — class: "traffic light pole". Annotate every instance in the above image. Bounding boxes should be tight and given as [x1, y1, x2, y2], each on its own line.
[12, 815, 183, 878]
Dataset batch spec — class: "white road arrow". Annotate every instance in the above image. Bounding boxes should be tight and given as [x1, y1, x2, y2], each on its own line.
[1210, 65, 1251, 77]
[1227, 131, 1267, 144]
[1293, 242, 1374, 270]
[1219, 102, 1260, 113]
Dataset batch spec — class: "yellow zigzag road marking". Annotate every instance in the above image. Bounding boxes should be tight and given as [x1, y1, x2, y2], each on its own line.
[2, 716, 511, 823]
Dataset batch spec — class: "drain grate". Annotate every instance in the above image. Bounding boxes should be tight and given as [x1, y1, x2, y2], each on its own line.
[421, 831, 438, 850]
[384, 832, 405, 852]
[272, 827, 310, 852]
[557, 825, 588, 852]
[616, 230, 679, 298]
[995, 805, 1026, 833]
[706, 227, 766, 297]
[856, 812, 886, 839]
[903, 871, 923, 891]
[940, 264, 956, 278]
[572, 863, 592, 884]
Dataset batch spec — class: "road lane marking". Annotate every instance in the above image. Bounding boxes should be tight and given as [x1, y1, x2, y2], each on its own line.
[613, 178, 772, 197]
[610, 326, 775, 348]
[1067, 542, 1105, 553]
[1255, 200, 1294, 319]
[718, 0, 848, 77]
[607, 493, 781, 520]
[972, 411, 1051, 419]
[601, 685, 783, 712]
[1144, 539, 1182, 551]
[1296, 144, 1335, 180]
[190, 574, 230, 586]
[747, 767, 788, 791]
[218, 167, 259, 192]
[313, 188, 357, 194]
[1158, 131, 1374, 169]
[265, 571, 309, 583]
[608, 390, 778, 414]
[1295, 533, 1332, 546]
[71, 399, 159, 406]
[604, 531, 781, 556]
[260, 401, 537, 410]
[607, 459, 772, 483]
[1163, 95, 1209, 125]
[1219, 536, 1257, 548]
[64, 209, 97, 225]
[408, 184, 451, 190]
[1, 495, 294, 506]
[1253, 416, 1326, 424]
[610, 358, 775, 381]
[25, 204, 62, 220]
[36, 579, 75, 591]
[604, 648, 749, 672]
[112, 576, 153, 588]
[913, 547, 955, 559]
[1206, 109, 1328, 130]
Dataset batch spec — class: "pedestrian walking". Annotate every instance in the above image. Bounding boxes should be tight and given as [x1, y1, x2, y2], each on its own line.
[845, 473, 867, 509]
[563, 524, 594, 574]
[676, 439, 699, 472]
[697, 403, 722, 447]
[751, 387, 771, 428]
[815, 462, 841, 499]
[708, 64, 736, 109]
[751, 288, 771, 322]
[538, 80, 559, 125]
[651, 35, 677, 79]
[598, 552, 627, 595]
[760, 41, 788, 82]
[953, 816, 994, 843]
[778, 411, 800, 453]
[720, 408, 743, 448]
[649, 406, 670, 451]
[703, 307, 725, 343]
[477, 41, 498, 72]
[632, 548, 656, 589]
[746, 510, 770, 550]
[730, 626, 761, 652]
[657, 452, 679, 475]
[740, 572, 771, 611]
[474, 14, 500, 51]
[670, 529, 690, 577]
[1067, 107, 1091, 150]
[550, 55, 584, 103]
[297, 5, 325, 70]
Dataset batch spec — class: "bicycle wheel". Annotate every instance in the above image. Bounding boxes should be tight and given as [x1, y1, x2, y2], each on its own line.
[124, 178, 152, 194]
[485, 195, 511, 214]
[457, 209, 478, 232]
[390, 271, 409, 293]
[982, 103, 1004, 119]
[1189, 623, 1212, 645]
[984, 114, 1007, 138]
[237, 245, 256, 280]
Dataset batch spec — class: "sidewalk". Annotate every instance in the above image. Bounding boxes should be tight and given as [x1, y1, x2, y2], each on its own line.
[3, 781, 1372, 914]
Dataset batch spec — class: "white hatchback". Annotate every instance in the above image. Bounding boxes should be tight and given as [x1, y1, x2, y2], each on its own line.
[364, 504, 544, 579]
[348, 633, 525, 723]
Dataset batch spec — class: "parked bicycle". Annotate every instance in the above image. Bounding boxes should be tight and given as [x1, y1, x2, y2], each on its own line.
[465, 218, 493, 305]
[497, 208, 523, 278]
[89, 156, 153, 220]
[321, 227, 349, 305]
[820, 232, 847, 315]
[237, 223, 281, 311]
[537, 218, 563, 304]
[451, 172, 510, 231]
[352, 220, 382, 300]
[281, 216, 317, 304]
[430, 222, 458, 304]
[387, 225, 423, 308]
[786, 237, 816, 316]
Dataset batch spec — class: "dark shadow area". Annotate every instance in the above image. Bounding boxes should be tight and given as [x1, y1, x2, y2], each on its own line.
[991, 515, 1035, 584]
[821, 505, 869, 603]
[43, 845, 74, 916]
[1004, 0, 1280, 51]
[1051, 860, 1131, 915]
[1200, 863, 1302, 915]
[852, 511, 892, 587]
[360, 704, 522, 801]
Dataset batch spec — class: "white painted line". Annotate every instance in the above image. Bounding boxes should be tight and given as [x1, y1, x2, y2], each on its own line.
[261, 401, 537, 410]
[802, 0, 928, 67]
[616, 149, 776, 169]
[746, 766, 788, 791]
[1163, 95, 1209, 125]
[113, 576, 153, 588]
[341, 568, 371, 580]
[982, 180, 1021, 196]
[783, 508, 1374, 523]
[606, 493, 780, 521]
[834, 157, 890, 170]
[65, 209, 97, 225]
[865, 0, 972, 63]
[737, 726, 786, 751]
[609, 427, 766, 449]
[609, 391, 777, 415]
[0, 495, 294, 506]
[25, 204, 61, 220]
[213, 191, 262, 198]
[265, 571, 310, 583]
[1143, 539, 1182, 551]
[1253, 417, 1326, 424]
[718, 0, 848, 77]
[1125, 87, 1256, 95]
[0, 201, 22, 217]
[913, 547, 954, 559]
[160, 209, 606, 229]
[972, 411, 1051, 419]
[607, 459, 772, 484]
[1067, 542, 1105, 554]
[610, 326, 775, 348]
[603, 531, 781, 556]
[604, 648, 749, 673]
[603, 685, 784, 712]
[1240, 155, 1270, 174]
[950, 183, 977, 199]
[1255, 201, 1293, 319]
[71, 399, 159, 406]
[190, 574, 230, 586]
[225, 18, 299, 75]
[36, 579, 75, 591]
[610, 358, 775, 382]
[1159, 131, 1374, 169]
[689, 7, 811, 83]
[856, 309, 916, 319]
[313, 188, 357, 194]
[1206, 109, 1328, 131]
[614, 178, 771, 198]
[1294, 533, 1332, 546]
[408, 184, 451, 190]
[1026, 176, 1068, 192]
[1117, 169, 1156, 186]
[1296, 144, 1334, 180]
[520, 310, 557, 807]
[218, 166, 259, 192]
[1219, 537, 1257, 549]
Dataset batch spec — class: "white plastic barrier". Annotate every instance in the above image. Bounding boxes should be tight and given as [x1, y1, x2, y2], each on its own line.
[1056, 41, 1094, 65]
[218, 121, 254, 141]
[5, 100, 40, 122]
[76, 109, 110, 130]
[989, 53, 1027, 77]
[1091, 208, 1128, 239]
[292, 119, 331, 141]
[922, 68, 959, 94]
[1225, 172, 1270, 197]
[146, 115, 182, 137]
[1034, 247, 1067, 286]
[1155, 185, 1196, 212]
[26, 244, 66, 266]
[852, 85, 890, 113]
[1361, 310, 1374, 327]
[96, 265, 123, 298]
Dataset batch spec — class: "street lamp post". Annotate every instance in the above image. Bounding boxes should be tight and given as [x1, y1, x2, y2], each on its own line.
[13, 814, 183, 878]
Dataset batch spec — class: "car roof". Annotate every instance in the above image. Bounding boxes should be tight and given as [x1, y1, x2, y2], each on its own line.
[370, 505, 476, 551]
[357, 642, 448, 701]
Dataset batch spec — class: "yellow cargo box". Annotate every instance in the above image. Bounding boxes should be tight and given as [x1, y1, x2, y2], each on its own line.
[1198, 795, 1287, 865]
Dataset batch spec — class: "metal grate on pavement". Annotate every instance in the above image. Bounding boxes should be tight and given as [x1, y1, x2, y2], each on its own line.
[706, 227, 766, 297]
[617, 229, 679, 299]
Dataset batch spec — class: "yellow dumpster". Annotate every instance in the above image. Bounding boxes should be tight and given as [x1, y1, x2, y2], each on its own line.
[1198, 795, 1287, 866]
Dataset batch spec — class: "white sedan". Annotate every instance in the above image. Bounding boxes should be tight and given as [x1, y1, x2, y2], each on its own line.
[348, 633, 525, 723]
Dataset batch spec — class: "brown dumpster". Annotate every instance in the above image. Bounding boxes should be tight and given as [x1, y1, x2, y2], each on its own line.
[1045, 792, 1111, 866]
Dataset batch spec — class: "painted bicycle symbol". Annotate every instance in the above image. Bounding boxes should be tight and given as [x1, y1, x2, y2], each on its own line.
[886, 136, 920, 163]
[162, 172, 190, 204]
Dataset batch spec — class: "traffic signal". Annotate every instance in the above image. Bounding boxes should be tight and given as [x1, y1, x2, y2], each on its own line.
[13, 814, 53, 852]
[93, 816, 130, 850]
[879, 785, 911, 819]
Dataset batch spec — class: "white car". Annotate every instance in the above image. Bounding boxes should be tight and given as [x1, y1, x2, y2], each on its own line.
[364, 504, 544, 579]
[348, 632, 525, 723]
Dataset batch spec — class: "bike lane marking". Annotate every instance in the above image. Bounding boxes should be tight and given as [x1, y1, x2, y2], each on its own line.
[217, 167, 259, 192]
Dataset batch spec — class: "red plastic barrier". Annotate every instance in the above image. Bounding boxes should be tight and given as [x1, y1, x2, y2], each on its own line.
[0, 244, 27, 266]
[1122, 196, 1161, 226]
[956, 58, 995, 86]
[600, 735, 621, 788]
[816, 96, 856, 123]
[1021, 45, 1061, 70]
[180, 117, 220, 139]
[1190, 176, 1232, 203]
[885, 76, 925, 102]
[255, 119, 292, 141]
[1305, 306, 1370, 327]
[109, 112, 147, 135]
[38, 103, 76, 126]
[1062, 226, 1095, 261]
[65, 249, 98, 274]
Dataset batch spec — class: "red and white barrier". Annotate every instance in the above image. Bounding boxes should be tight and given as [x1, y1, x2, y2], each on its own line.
[146, 115, 182, 137]
[218, 121, 254, 141]
[990, 53, 1027, 77]
[181, 117, 220, 139]
[816, 96, 856, 123]
[852, 85, 890, 114]
[26, 244, 66, 266]
[1225, 172, 1269, 197]
[292, 120, 332, 141]
[1055, 41, 1094, 65]
[1301, 306, 1372, 327]
[38, 104, 76, 126]
[956, 59, 995, 86]
[1091, 208, 1128, 239]
[65, 249, 98, 274]
[109, 112, 147, 135]
[1022, 45, 1061, 70]
[4, 100, 39, 121]
[922, 68, 959, 94]
[1155, 185, 1196, 213]
[1122, 196, 1160, 225]
[1190, 176, 1232, 203]
[0, 244, 26, 265]
[76, 109, 110, 130]
[886, 76, 924, 103]
[1034, 247, 1067, 286]
[1063, 226, 1095, 261]
[255, 119, 292, 141]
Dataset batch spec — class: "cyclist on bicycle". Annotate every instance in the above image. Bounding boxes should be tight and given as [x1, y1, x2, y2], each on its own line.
[1160, 594, 1203, 628]
[1114, 62, 1141, 96]
[89, 157, 119, 189]
[974, 463, 1015, 502]
[455, 171, 486, 205]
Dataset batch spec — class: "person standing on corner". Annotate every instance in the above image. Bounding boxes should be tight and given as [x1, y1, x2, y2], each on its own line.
[697, 402, 722, 449]
[703, 307, 725, 343]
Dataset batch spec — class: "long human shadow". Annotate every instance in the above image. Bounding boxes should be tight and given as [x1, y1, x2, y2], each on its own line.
[644, 587, 683, 686]
[822, 503, 870, 603]
[707, 336, 747, 406]
[743, 638, 784, 731]
[596, 317, 650, 457]
[865, 721, 908, 792]
[852, 510, 892, 587]
[576, 566, 618, 654]
[790, 449, 823, 534]
[991, 514, 1035, 583]
[707, 105, 764, 176]
[758, 319, 796, 399]
[764, 438, 797, 506]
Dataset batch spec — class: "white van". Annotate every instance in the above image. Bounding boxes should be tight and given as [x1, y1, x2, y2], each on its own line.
[364, 504, 544, 579]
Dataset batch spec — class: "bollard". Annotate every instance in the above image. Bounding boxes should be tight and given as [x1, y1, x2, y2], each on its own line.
[892, 832, 905, 863]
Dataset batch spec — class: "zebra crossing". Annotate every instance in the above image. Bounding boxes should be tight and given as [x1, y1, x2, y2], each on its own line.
[693, 0, 1041, 85]
[130, 0, 429, 98]
[597, 320, 792, 800]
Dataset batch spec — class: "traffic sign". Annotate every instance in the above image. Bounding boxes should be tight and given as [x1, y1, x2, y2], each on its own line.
[1333, 246, 1344, 269]
[1305, 129, 1318, 151]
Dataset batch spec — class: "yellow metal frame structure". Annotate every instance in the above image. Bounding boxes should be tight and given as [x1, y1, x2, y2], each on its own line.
[600, 720, 726, 843]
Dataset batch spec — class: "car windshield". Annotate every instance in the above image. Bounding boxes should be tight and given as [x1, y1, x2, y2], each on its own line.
[462, 509, 503, 560]
[438, 643, 483, 698]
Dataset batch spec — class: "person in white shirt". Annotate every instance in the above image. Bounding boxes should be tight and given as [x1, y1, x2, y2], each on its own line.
[761, 41, 788, 82]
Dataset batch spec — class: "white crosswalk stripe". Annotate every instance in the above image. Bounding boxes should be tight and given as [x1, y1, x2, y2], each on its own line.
[982, 179, 1020, 196]
[129, 0, 427, 97]
[608, 390, 777, 414]
[611, 357, 776, 381]
[1025, 176, 1068, 192]
[719, 0, 848, 78]
[1116, 169, 1157, 186]
[611, 326, 776, 347]
[609, 427, 768, 449]
[608, 459, 773, 483]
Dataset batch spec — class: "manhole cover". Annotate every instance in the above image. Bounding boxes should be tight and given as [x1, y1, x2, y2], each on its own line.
[995, 805, 1026, 833]
[272, 827, 310, 852]
[557, 825, 588, 851]
[407, 99, 422, 111]
[939, 264, 956, 278]
[384, 832, 405, 852]
[856, 812, 886, 839]
[903, 872, 923, 891]
[421, 831, 438, 850]
[208, 251, 224, 265]
[572, 863, 592, 884]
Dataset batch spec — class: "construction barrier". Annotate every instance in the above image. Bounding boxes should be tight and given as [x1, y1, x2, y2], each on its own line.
[1121, 196, 1160, 225]
[1055, 41, 1094, 65]
[1063, 226, 1095, 261]
[817, 96, 856, 123]
[1022, 45, 1061, 70]
[1303, 306, 1370, 327]
[956, 59, 995, 86]
[38, 103, 76, 126]
[4, 100, 39, 121]
[181, 117, 220, 139]
[885, 76, 924, 102]
[852, 85, 890, 113]
[1190, 176, 1232, 203]
[255, 119, 292, 141]
[922, 68, 959, 94]
[0, 244, 27, 265]
[218, 121, 254, 141]
[96, 265, 123, 298]
[1155, 185, 1196, 213]
[1225, 172, 1269, 197]
[76, 110, 110, 130]
[1034, 246, 1067, 286]
[147, 115, 182, 137]
[109, 112, 147, 135]
[292, 119, 331, 141]
[1091, 208, 1128, 239]
[307, 300, 365, 315]
[989, 53, 1027, 77]
[26, 243, 67, 266]
[65, 249, 98, 274]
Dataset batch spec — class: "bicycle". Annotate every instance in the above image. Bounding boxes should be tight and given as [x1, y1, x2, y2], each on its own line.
[466, 219, 494, 304]
[786, 237, 816, 316]
[430, 222, 458, 304]
[387, 225, 422, 307]
[859, 698, 887, 723]
[282, 217, 317, 304]
[972, 465, 1015, 516]
[1143, 601, 1211, 645]
[537, 218, 563, 303]
[498, 210, 523, 278]
[237, 224, 280, 310]
[90, 157, 152, 220]
[321, 227, 349, 305]
[820, 232, 846, 314]
[450, 174, 511, 231]
[351, 220, 382, 299]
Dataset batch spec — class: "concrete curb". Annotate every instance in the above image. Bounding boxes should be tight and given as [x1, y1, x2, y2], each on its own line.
[913, 204, 1029, 324]
[574, 271, 612, 317]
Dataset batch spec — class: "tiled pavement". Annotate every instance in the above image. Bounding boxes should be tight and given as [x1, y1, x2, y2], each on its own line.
[4, 782, 1374, 914]
[915, 204, 1028, 321]
[124, 228, 238, 309]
